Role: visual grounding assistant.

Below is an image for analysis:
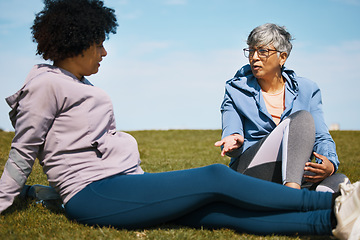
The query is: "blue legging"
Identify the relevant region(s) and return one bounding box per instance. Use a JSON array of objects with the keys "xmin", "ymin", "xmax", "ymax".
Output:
[{"xmin": 65, "ymin": 164, "xmax": 333, "ymax": 235}]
